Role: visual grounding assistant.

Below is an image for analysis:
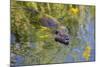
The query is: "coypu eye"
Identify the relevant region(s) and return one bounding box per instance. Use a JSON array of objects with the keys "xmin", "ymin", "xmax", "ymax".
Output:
[{"xmin": 55, "ymin": 30, "xmax": 59, "ymax": 34}]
